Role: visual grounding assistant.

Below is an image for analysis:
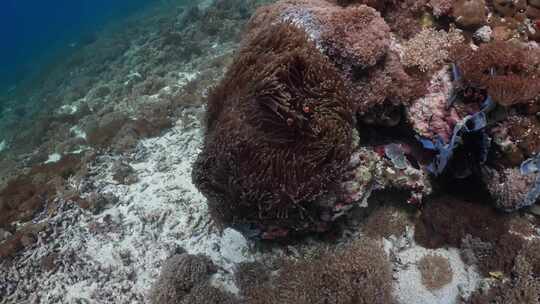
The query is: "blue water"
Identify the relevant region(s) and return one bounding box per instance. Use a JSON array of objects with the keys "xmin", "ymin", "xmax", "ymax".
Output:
[{"xmin": 0, "ymin": 0, "xmax": 155, "ymax": 92}]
